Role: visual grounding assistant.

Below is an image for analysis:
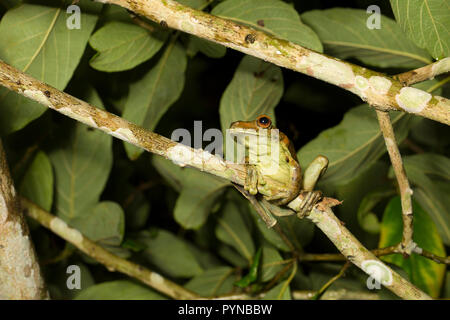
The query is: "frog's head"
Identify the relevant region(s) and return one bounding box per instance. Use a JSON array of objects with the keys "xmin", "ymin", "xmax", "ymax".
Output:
[{"xmin": 228, "ymin": 115, "xmax": 277, "ymax": 154}]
